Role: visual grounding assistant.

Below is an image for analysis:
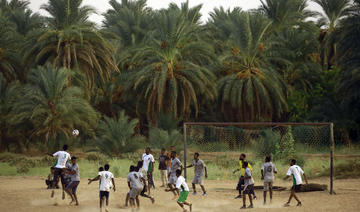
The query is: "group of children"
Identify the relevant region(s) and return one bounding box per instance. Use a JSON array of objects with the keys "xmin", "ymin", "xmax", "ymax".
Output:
[
  {"xmin": 47, "ymin": 144, "xmax": 309, "ymax": 211},
  {"xmin": 233, "ymin": 153, "xmax": 308, "ymax": 209}
]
